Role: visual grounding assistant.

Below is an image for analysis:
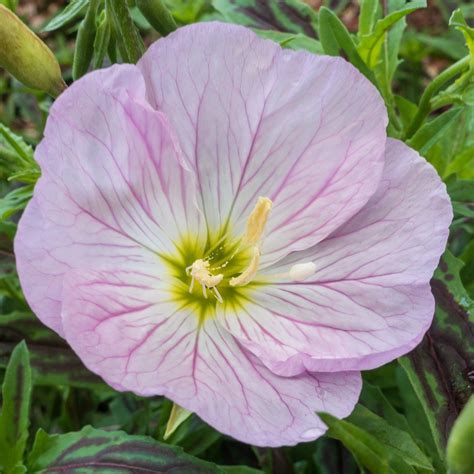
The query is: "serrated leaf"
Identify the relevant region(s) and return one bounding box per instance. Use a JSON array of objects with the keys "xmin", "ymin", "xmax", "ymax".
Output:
[
  {"xmin": 399, "ymin": 250, "xmax": 474, "ymax": 460},
  {"xmin": 27, "ymin": 426, "xmax": 224, "ymax": 472},
  {"xmin": 0, "ymin": 341, "xmax": 32, "ymax": 473},
  {"xmin": 212, "ymin": 0, "xmax": 318, "ymax": 38},
  {"xmin": 43, "ymin": 0, "xmax": 89, "ymax": 32},
  {"xmin": 0, "ymin": 184, "xmax": 34, "ymax": 222},
  {"xmin": 449, "ymin": 9, "xmax": 474, "ymax": 68},
  {"xmin": 0, "ymin": 311, "xmax": 108, "ymax": 390},
  {"xmin": 358, "ymin": 0, "xmax": 427, "ymax": 69},
  {"xmin": 0, "ymin": 123, "xmax": 33, "ymax": 164}
]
